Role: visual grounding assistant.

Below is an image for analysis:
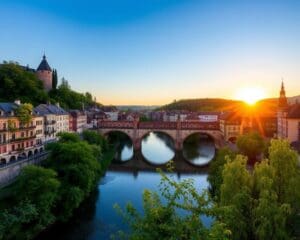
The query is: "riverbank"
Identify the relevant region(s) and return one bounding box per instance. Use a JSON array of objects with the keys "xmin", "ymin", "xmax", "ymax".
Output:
[{"xmin": 0, "ymin": 132, "xmax": 114, "ymax": 240}]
